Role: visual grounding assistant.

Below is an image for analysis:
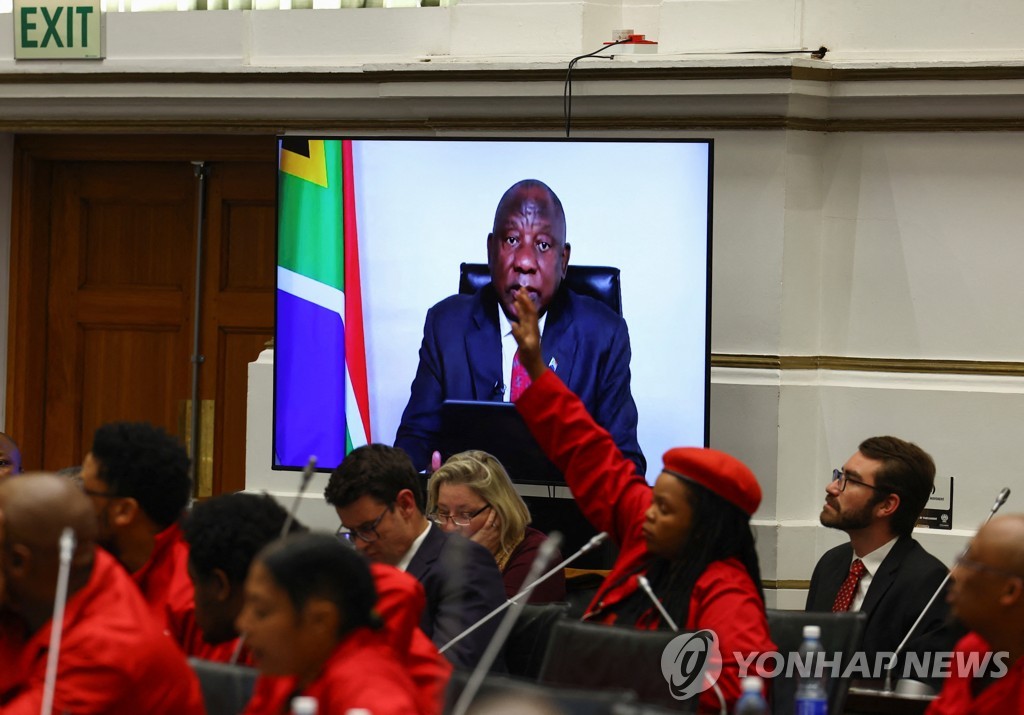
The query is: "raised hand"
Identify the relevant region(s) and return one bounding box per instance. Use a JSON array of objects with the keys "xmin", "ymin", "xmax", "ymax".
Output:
[{"xmin": 510, "ymin": 290, "xmax": 547, "ymax": 380}]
